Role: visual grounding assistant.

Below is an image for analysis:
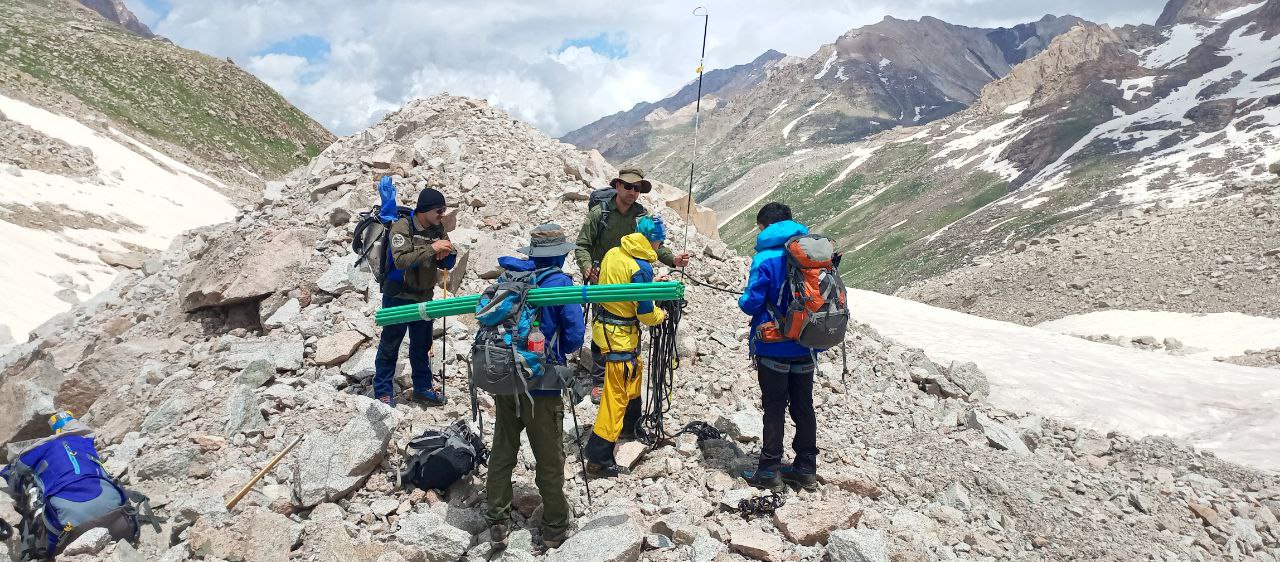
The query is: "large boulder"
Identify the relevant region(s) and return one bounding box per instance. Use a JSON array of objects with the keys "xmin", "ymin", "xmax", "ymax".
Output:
[
  {"xmin": 314, "ymin": 331, "xmax": 369, "ymax": 367},
  {"xmin": 187, "ymin": 507, "xmax": 295, "ymax": 562},
  {"xmin": 178, "ymin": 228, "xmax": 318, "ymax": 312},
  {"xmin": 547, "ymin": 507, "xmax": 644, "ymax": 562},
  {"xmin": 219, "ymin": 336, "xmax": 306, "ymax": 372},
  {"xmin": 827, "ymin": 529, "xmax": 889, "ymax": 562},
  {"xmin": 291, "ymin": 398, "xmax": 398, "ymax": 507},
  {"xmin": 965, "ymin": 411, "xmax": 1033, "ymax": 456},
  {"xmin": 395, "ymin": 511, "xmax": 471, "ymax": 562},
  {"xmin": 224, "ymin": 384, "xmax": 266, "ymax": 437},
  {"xmin": 772, "ymin": 500, "xmax": 862, "ymax": 546}
]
